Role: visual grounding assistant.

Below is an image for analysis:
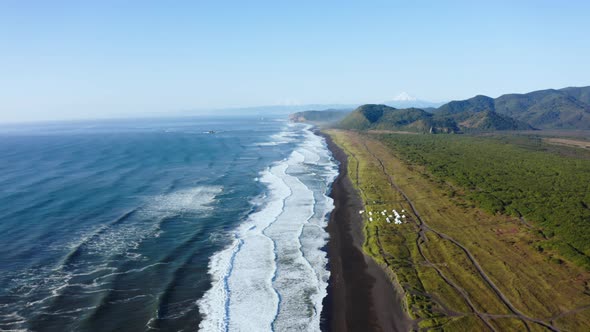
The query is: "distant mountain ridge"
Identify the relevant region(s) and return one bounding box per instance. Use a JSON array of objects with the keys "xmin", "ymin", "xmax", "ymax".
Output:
[
  {"xmin": 290, "ymin": 86, "xmax": 590, "ymax": 132},
  {"xmin": 289, "ymin": 109, "xmax": 351, "ymax": 123},
  {"xmin": 383, "ymin": 92, "xmax": 445, "ymax": 109},
  {"xmin": 337, "ymin": 102, "xmax": 535, "ymax": 133},
  {"xmin": 436, "ymin": 86, "xmax": 590, "ymax": 129}
]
